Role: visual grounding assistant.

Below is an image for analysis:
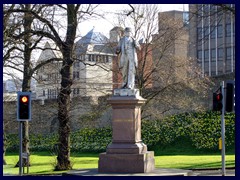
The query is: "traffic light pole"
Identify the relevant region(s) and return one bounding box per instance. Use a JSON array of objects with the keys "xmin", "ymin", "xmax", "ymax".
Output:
[
  {"xmin": 221, "ymin": 81, "xmax": 226, "ymax": 176},
  {"xmin": 17, "ymin": 91, "xmax": 32, "ymax": 176},
  {"xmin": 19, "ymin": 121, "xmax": 23, "ymax": 176}
]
